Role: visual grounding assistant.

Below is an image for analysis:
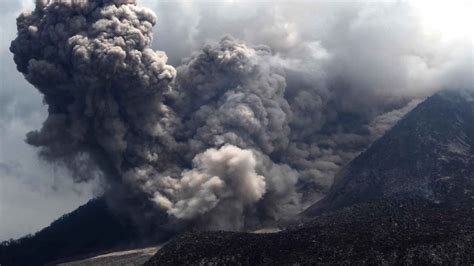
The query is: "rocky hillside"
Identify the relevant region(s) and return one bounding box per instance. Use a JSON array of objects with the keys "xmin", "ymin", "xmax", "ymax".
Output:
[
  {"xmin": 305, "ymin": 90, "xmax": 474, "ymax": 216},
  {"xmin": 146, "ymin": 197, "xmax": 473, "ymax": 265},
  {"xmin": 146, "ymin": 90, "xmax": 474, "ymax": 265},
  {"xmin": 0, "ymin": 198, "xmax": 144, "ymax": 266}
]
